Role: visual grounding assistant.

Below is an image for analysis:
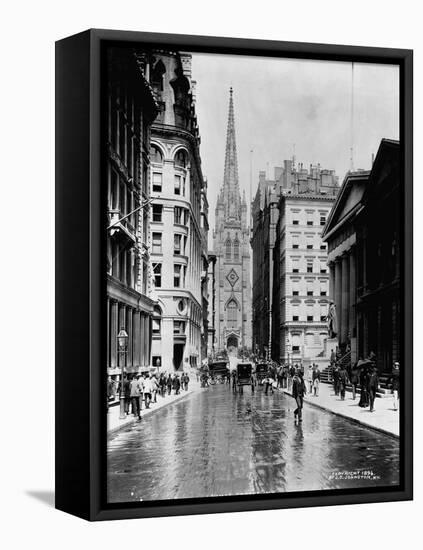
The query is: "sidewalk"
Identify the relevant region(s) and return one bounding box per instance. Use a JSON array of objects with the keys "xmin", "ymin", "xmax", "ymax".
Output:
[
  {"xmin": 281, "ymin": 382, "xmax": 399, "ymax": 438},
  {"xmin": 107, "ymin": 379, "xmax": 201, "ymax": 435}
]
